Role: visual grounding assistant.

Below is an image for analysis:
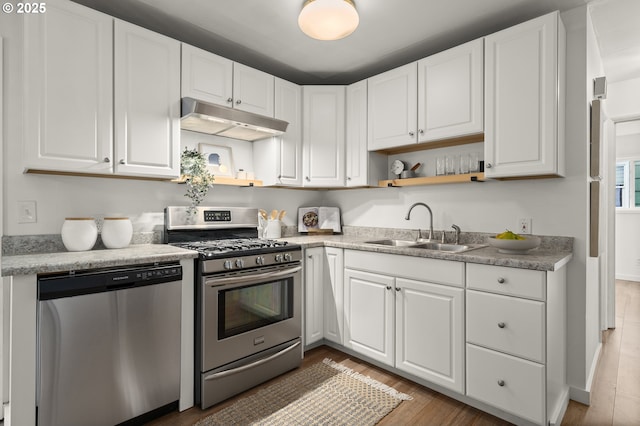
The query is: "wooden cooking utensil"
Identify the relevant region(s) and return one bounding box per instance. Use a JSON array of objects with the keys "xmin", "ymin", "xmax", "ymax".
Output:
[
  {"xmin": 278, "ymin": 210, "xmax": 286, "ymax": 220},
  {"xmin": 270, "ymin": 210, "xmax": 278, "ymax": 220}
]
